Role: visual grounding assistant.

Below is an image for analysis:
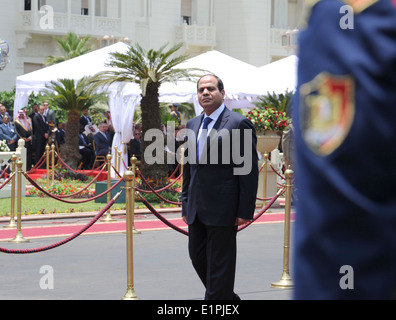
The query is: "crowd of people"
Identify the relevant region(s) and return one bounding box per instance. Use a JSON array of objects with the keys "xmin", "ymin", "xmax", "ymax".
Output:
[
  {"xmin": 0, "ymin": 102, "xmax": 186, "ymax": 173},
  {"xmin": 0, "ymin": 102, "xmax": 116, "ymax": 171}
]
